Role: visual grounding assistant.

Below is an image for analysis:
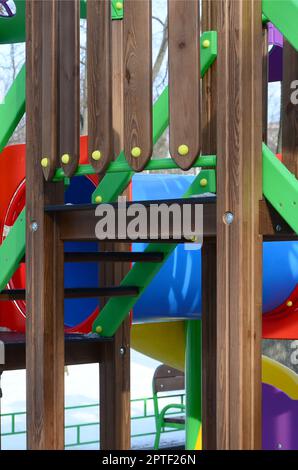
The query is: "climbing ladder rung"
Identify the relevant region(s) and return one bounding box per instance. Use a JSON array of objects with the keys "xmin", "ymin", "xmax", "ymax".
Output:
[
  {"xmin": 64, "ymin": 252, "xmax": 164, "ymax": 263},
  {"xmin": 0, "ymin": 287, "xmax": 139, "ymax": 301}
]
